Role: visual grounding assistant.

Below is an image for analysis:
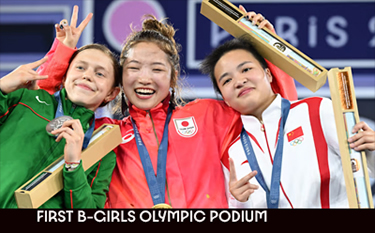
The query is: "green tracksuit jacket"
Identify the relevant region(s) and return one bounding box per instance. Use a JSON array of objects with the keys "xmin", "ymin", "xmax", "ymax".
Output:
[{"xmin": 0, "ymin": 88, "xmax": 116, "ymax": 208}]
